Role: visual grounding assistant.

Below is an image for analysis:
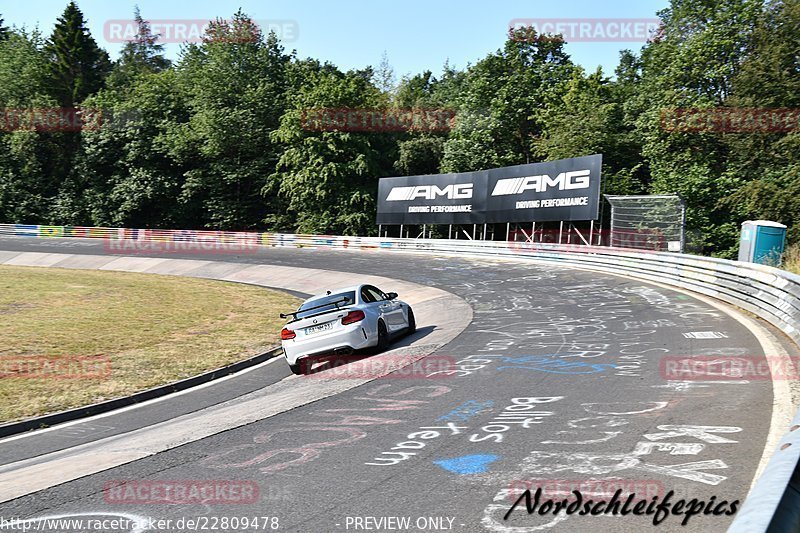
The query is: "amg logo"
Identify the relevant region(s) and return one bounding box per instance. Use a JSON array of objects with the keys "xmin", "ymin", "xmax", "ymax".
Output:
[
  {"xmin": 491, "ymin": 170, "xmax": 591, "ymax": 196},
  {"xmin": 386, "ymin": 183, "xmax": 473, "ymax": 201}
]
